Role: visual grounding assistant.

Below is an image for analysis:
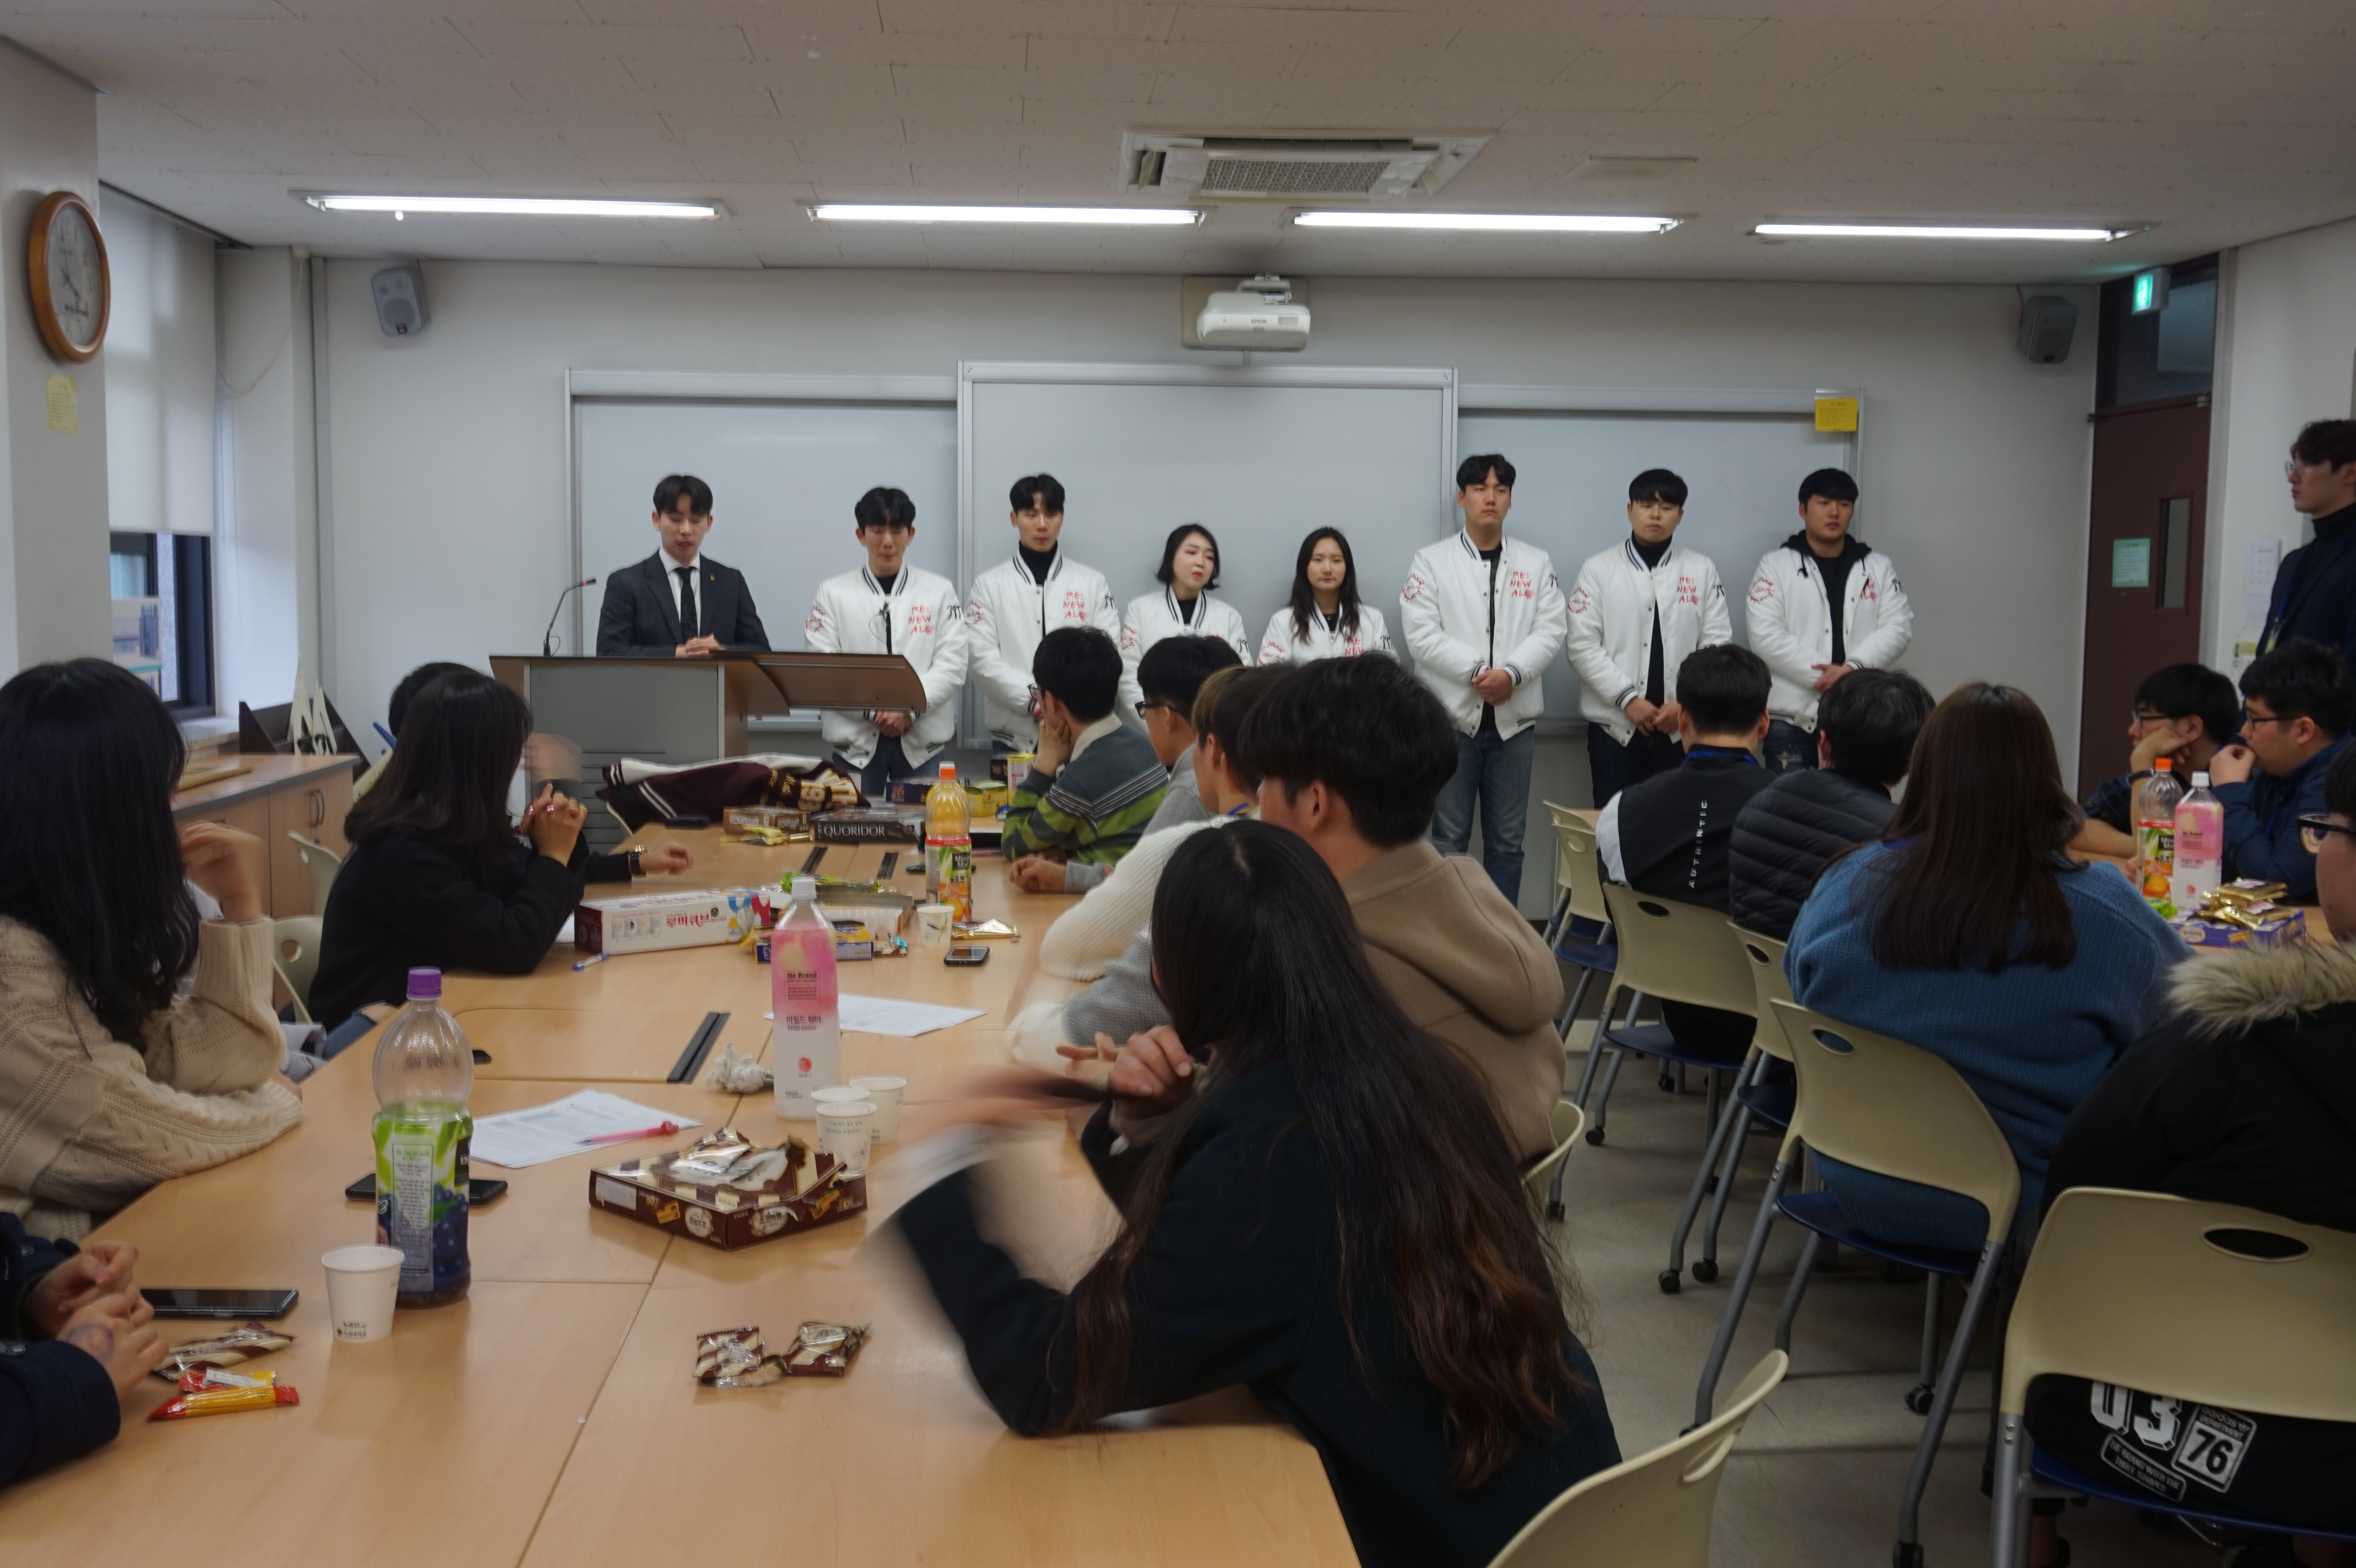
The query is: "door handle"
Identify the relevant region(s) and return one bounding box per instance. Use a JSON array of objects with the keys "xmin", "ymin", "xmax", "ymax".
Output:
[{"xmin": 308, "ymin": 790, "xmax": 325, "ymax": 828}]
